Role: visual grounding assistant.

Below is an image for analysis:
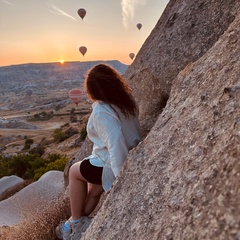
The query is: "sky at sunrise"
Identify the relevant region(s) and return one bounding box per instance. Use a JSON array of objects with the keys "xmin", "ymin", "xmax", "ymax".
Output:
[{"xmin": 0, "ymin": 0, "xmax": 169, "ymax": 67}]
